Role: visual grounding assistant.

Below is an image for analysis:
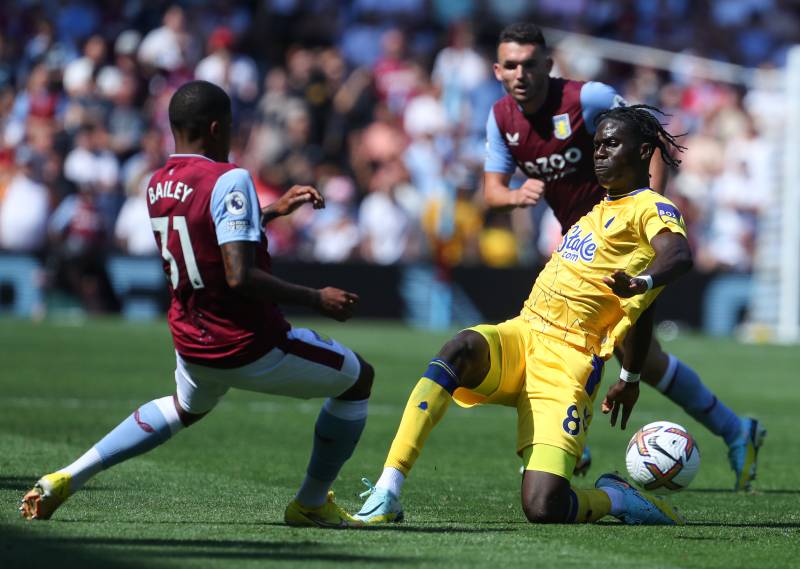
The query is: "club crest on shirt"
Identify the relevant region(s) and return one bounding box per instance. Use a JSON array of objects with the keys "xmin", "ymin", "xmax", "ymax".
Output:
[
  {"xmin": 225, "ymin": 190, "xmax": 247, "ymax": 215},
  {"xmin": 656, "ymin": 202, "xmax": 684, "ymax": 228},
  {"xmin": 556, "ymin": 225, "xmax": 597, "ymax": 263},
  {"xmin": 553, "ymin": 113, "xmax": 572, "ymax": 140},
  {"xmin": 505, "ymin": 131, "xmax": 520, "ymax": 146}
]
